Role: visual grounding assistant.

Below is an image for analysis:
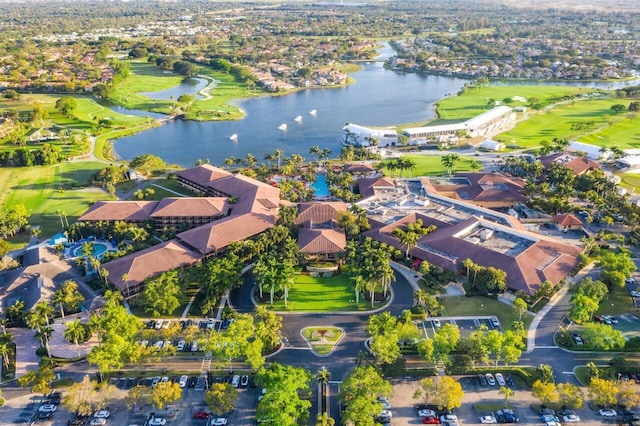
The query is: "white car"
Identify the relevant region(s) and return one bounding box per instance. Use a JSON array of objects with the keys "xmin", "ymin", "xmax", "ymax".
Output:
[
  {"xmin": 379, "ymin": 409, "xmax": 393, "ymax": 419},
  {"xmin": 419, "ymin": 409, "xmax": 437, "ymax": 418},
  {"xmin": 232, "ymin": 375, "xmax": 240, "ymax": 388},
  {"xmin": 207, "ymin": 318, "xmax": 215, "ymax": 329},
  {"xmin": 630, "ymin": 291, "xmax": 640, "ymax": 297},
  {"xmin": 495, "ymin": 373, "xmax": 506, "ymax": 386},
  {"xmin": 485, "ymin": 373, "xmax": 496, "ymax": 386},
  {"xmin": 176, "ymin": 340, "xmax": 185, "ymax": 351},
  {"xmin": 162, "ymin": 320, "xmax": 170, "ymax": 329},
  {"xmin": 210, "ymin": 419, "xmax": 228, "ymax": 425},
  {"xmin": 480, "ymin": 415, "xmax": 497, "ymax": 424},
  {"xmin": 151, "ymin": 376, "xmax": 161, "ymax": 388},
  {"xmin": 440, "ymin": 414, "xmax": 458, "ymax": 423},
  {"xmin": 148, "ymin": 418, "xmax": 166, "ymax": 426},
  {"xmin": 39, "ymin": 404, "xmax": 57, "ymax": 413},
  {"xmin": 94, "ymin": 411, "xmax": 110, "ymax": 419},
  {"xmin": 154, "ymin": 319, "xmax": 163, "ymax": 329},
  {"xmin": 562, "ymin": 414, "xmax": 580, "ymax": 423},
  {"xmin": 160, "ymin": 376, "xmax": 169, "ymax": 385},
  {"xmin": 90, "ymin": 419, "xmax": 107, "ymax": 426},
  {"xmin": 599, "ymin": 408, "xmax": 617, "ymax": 417},
  {"xmin": 377, "ymin": 396, "xmax": 391, "ymax": 410},
  {"xmin": 178, "ymin": 375, "xmax": 188, "ymax": 388}
]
